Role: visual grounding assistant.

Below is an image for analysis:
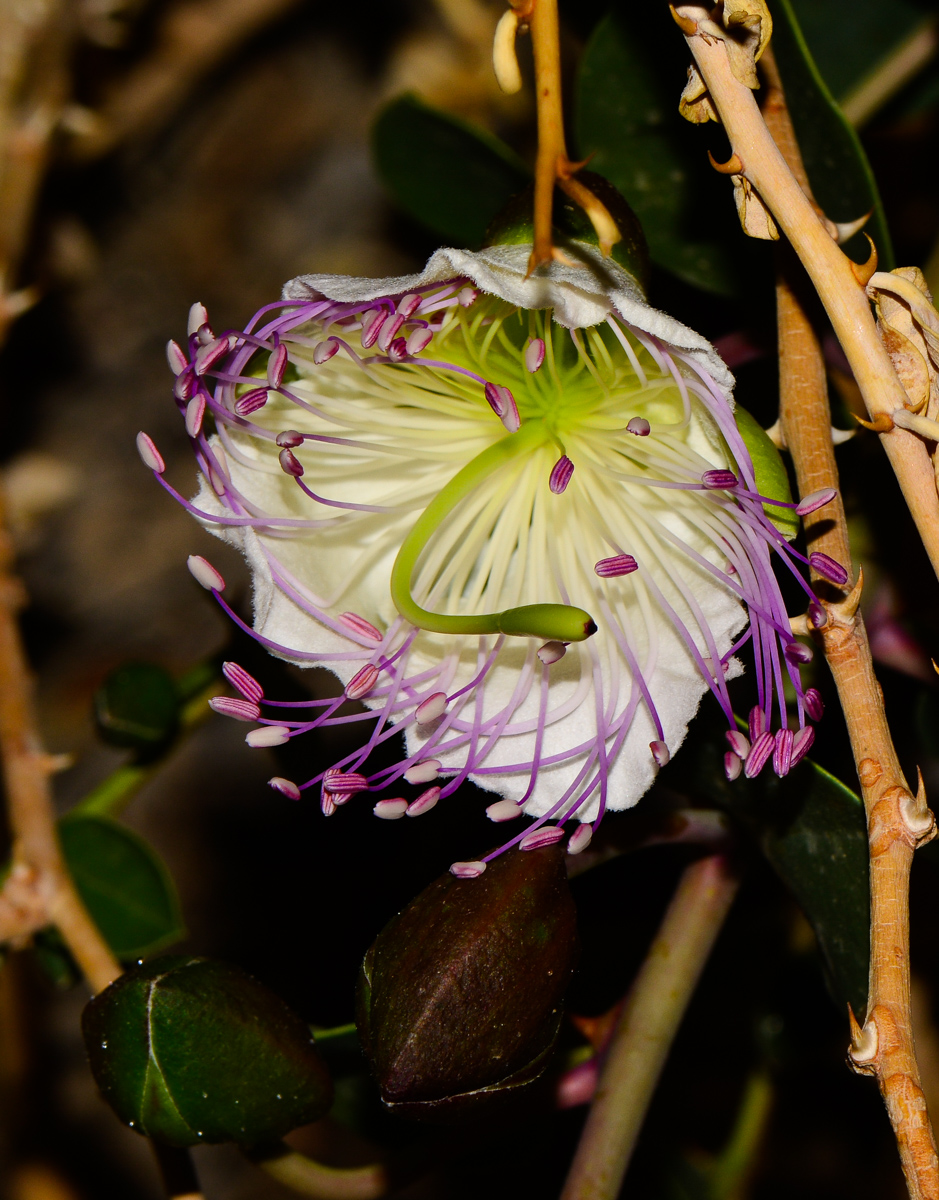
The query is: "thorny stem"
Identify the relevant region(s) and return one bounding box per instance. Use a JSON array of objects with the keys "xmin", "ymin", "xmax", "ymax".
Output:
[
  {"xmin": 558, "ymin": 855, "xmax": 739, "ymax": 1200},
  {"xmin": 676, "ymin": 6, "xmax": 939, "ymax": 589},
  {"xmin": 761, "ymin": 49, "xmax": 939, "ymax": 1200}
]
